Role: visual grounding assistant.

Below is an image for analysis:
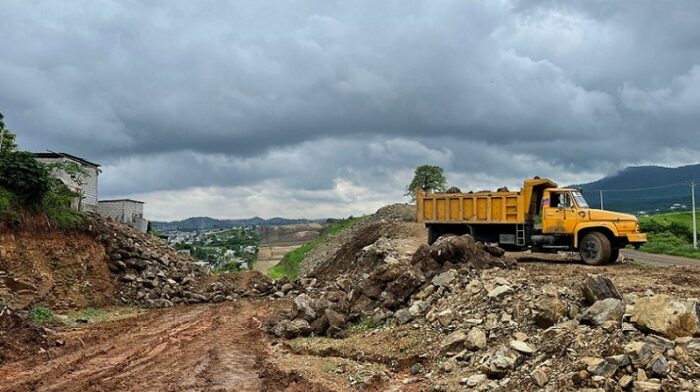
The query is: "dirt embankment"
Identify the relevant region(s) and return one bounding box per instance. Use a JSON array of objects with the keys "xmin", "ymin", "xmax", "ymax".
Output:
[{"xmin": 0, "ymin": 230, "xmax": 116, "ymax": 311}]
